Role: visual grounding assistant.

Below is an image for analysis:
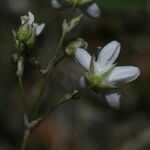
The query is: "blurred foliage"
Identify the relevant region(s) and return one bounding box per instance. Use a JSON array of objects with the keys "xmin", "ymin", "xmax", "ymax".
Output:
[{"xmin": 96, "ymin": 0, "xmax": 149, "ymax": 10}]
